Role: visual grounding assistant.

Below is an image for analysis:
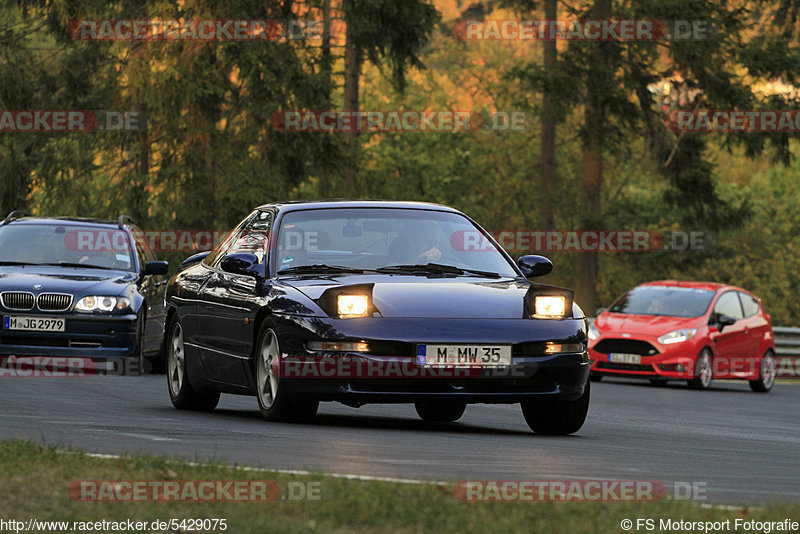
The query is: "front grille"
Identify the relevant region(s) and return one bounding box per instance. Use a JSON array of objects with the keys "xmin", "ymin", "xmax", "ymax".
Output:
[
  {"xmin": 1, "ymin": 292, "xmax": 35, "ymax": 310},
  {"xmin": 593, "ymin": 338, "xmax": 659, "ymax": 356},
  {"xmin": 37, "ymin": 293, "xmax": 73, "ymax": 312},
  {"xmin": 597, "ymin": 361, "xmax": 655, "ymax": 372}
]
